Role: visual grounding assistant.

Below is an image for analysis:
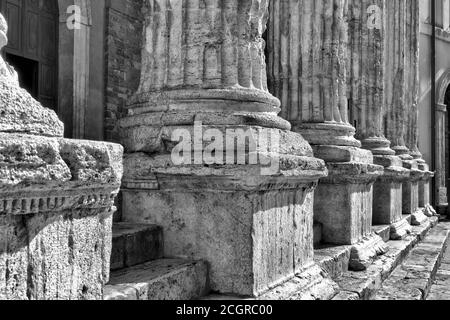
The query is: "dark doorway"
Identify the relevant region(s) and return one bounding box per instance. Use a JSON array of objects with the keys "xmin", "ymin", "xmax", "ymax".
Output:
[
  {"xmin": 0, "ymin": 0, "xmax": 58, "ymax": 111},
  {"xmin": 5, "ymin": 52, "xmax": 38, "ymax": 97}
]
